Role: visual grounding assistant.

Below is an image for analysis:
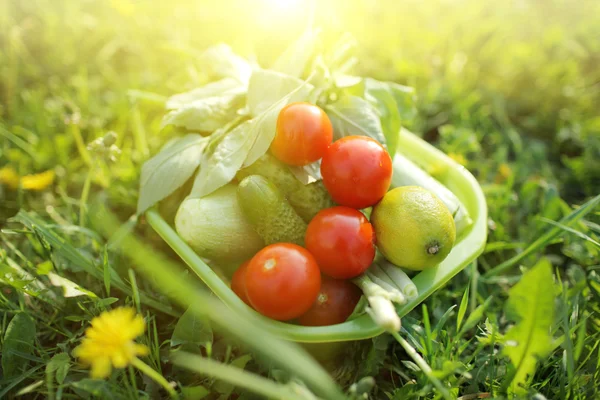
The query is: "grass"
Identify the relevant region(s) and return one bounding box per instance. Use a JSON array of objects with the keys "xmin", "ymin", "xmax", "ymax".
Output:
[{"xmin": 1, "ymin": 0, "xmax": 600, "ymax": 399}]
